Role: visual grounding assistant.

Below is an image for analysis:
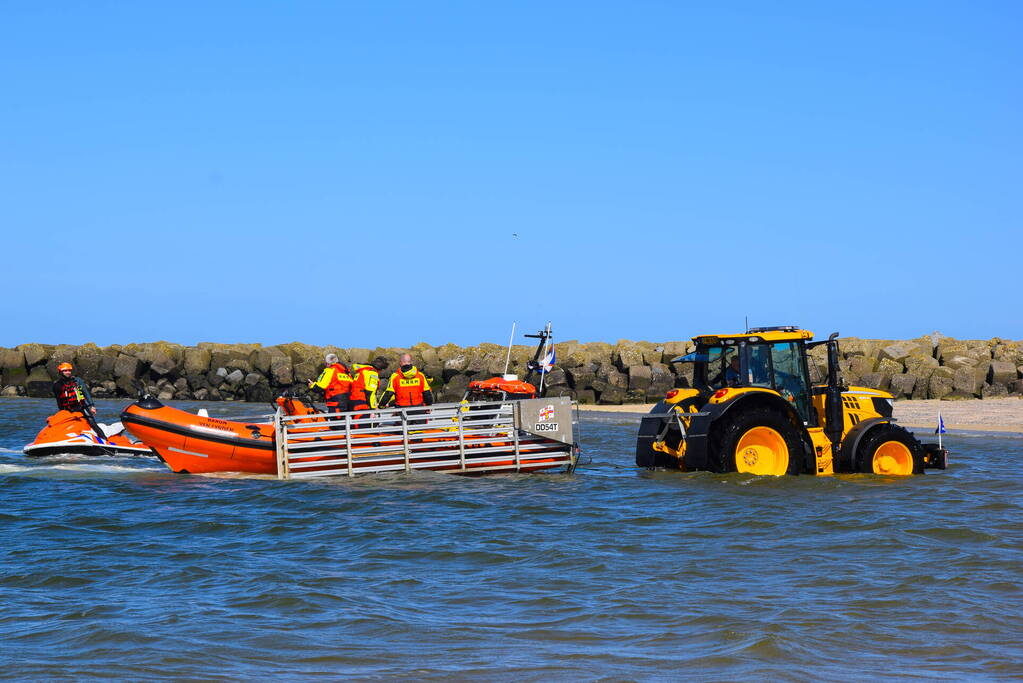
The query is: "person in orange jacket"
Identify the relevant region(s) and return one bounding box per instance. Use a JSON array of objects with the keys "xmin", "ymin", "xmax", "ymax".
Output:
[
  {"xmin": 308, "ymin": 353, "xmax": 352, "ymax": 415},
  {"xmin": 349, "ymin": 356, "xmax": 389, "ymax": 419},
  {"xmin": 380, "ymin": 353, "xmax": 434, "ymax": 408}
]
